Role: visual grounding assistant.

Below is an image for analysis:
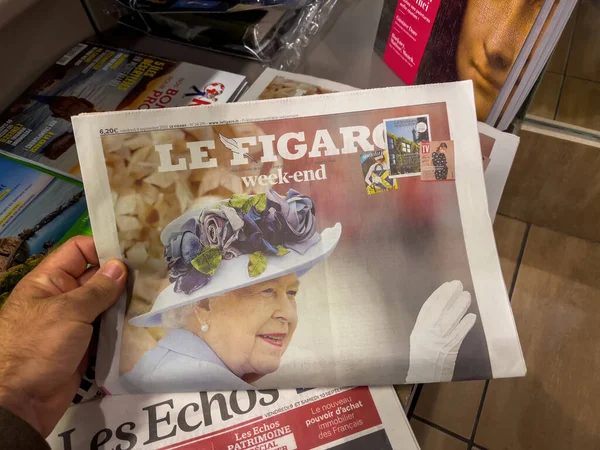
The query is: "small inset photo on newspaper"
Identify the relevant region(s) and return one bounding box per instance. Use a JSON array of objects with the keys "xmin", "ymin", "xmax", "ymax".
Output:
[
  {"xmin": 360, "ymin": 150, "xmax": 398, "ymax": 195},
  {"xmin": 420, "ymin": 141, "xmax": 456, "ymax": 182},
  {"xmin": 384, "ymin": 115, "xmax": 431, "ymax": 178}
]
